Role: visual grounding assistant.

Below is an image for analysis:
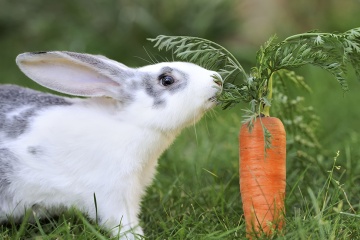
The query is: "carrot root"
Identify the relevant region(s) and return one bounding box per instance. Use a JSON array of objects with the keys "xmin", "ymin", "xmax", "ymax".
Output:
[{"xmin": 239, "ymin": 117, "xmax": 286, "ymax": 238}]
